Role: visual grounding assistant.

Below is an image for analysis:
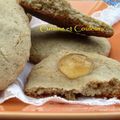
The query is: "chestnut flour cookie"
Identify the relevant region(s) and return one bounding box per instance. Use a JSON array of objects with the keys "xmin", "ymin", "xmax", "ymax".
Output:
[{"xmin": 0, "ymin": 0, "xmax": 31, "ymax": 90}]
